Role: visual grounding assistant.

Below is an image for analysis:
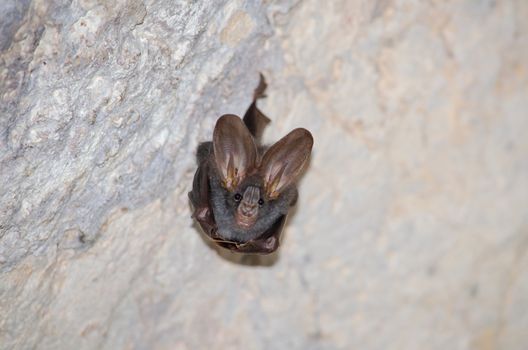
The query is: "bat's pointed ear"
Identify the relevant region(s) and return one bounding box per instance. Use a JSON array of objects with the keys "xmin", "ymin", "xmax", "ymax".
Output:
[
  {"xmin": 213, "ymin": 114, "xmax": 257, "ymax": 191},
  {"xmin": 260, "ymin": 128, "xmax": 313, "ymax": 199}
]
